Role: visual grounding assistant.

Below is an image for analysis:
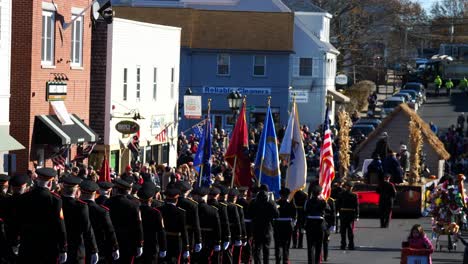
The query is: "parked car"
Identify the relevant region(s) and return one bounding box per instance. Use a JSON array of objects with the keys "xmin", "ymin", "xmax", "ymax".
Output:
[
  {"xmin": 395, "ymin": 92, "xmax": 418, "ymax": 111},
  {"xmin": 350, "ymin": 124, "xmax": 375, "ymax": 137},
  {"xmin": 402, "ymin": 82, "xmax": 426, "ymax": 102},
  {"xmin": 355, "ymin": 118, "xmax": 382, "ymax": 128},
  {"xmin": 400, "ymin": 89, "xmax": 422, "ymax": 106},
  {"xmin": 381, "ymin": 96, "xmax": 405, "ymax": 118}
]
